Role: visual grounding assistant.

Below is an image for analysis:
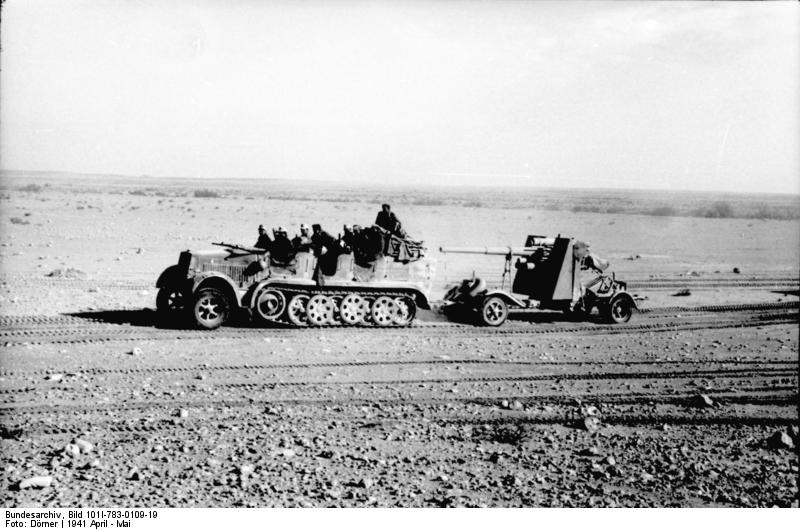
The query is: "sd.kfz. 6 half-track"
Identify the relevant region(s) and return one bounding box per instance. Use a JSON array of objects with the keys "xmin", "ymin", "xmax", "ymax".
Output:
[{"xmin": 155, "ymin": 235, "xmax": 435, "ymax": 330}]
